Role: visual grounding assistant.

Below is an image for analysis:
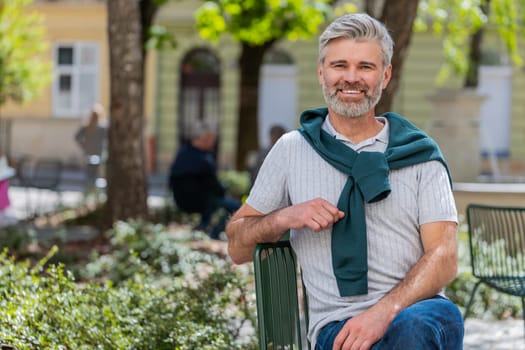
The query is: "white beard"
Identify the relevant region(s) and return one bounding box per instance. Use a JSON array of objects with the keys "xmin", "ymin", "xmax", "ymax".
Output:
[{"xmin": 321, "ymin": 77, "xmax": 384, "ymax": 118}]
